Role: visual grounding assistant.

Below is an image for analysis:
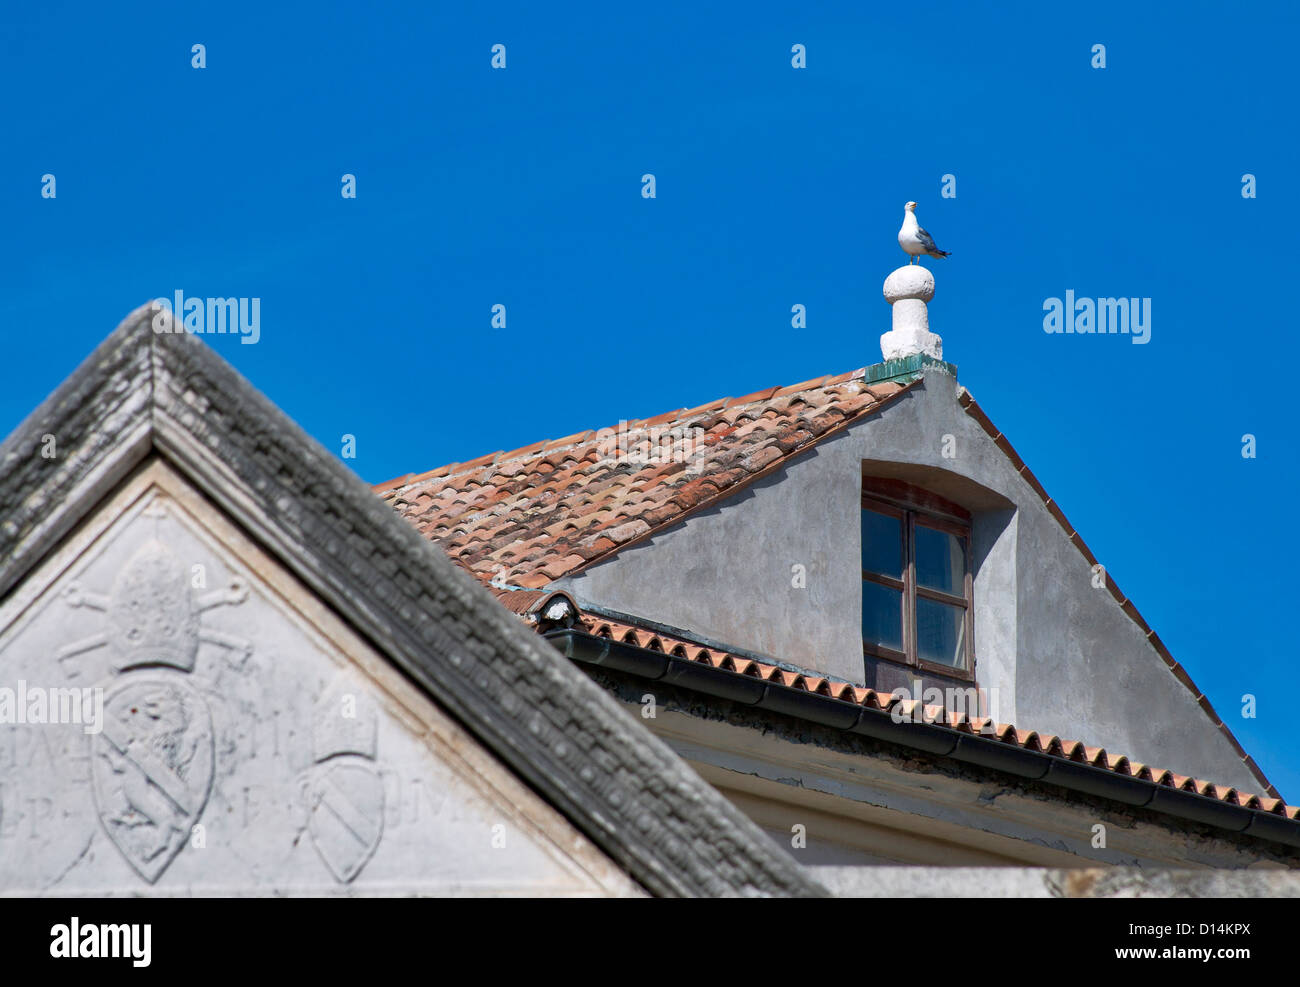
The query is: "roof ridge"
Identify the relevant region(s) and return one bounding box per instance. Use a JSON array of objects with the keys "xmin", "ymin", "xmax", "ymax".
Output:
[
  {"xmin": 374, "ymin": 365, "xmax": 872, "ymax": 493},
  {"xmin": 379, "ymin": 373, "xmax": 922, "ymax": 595}
]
